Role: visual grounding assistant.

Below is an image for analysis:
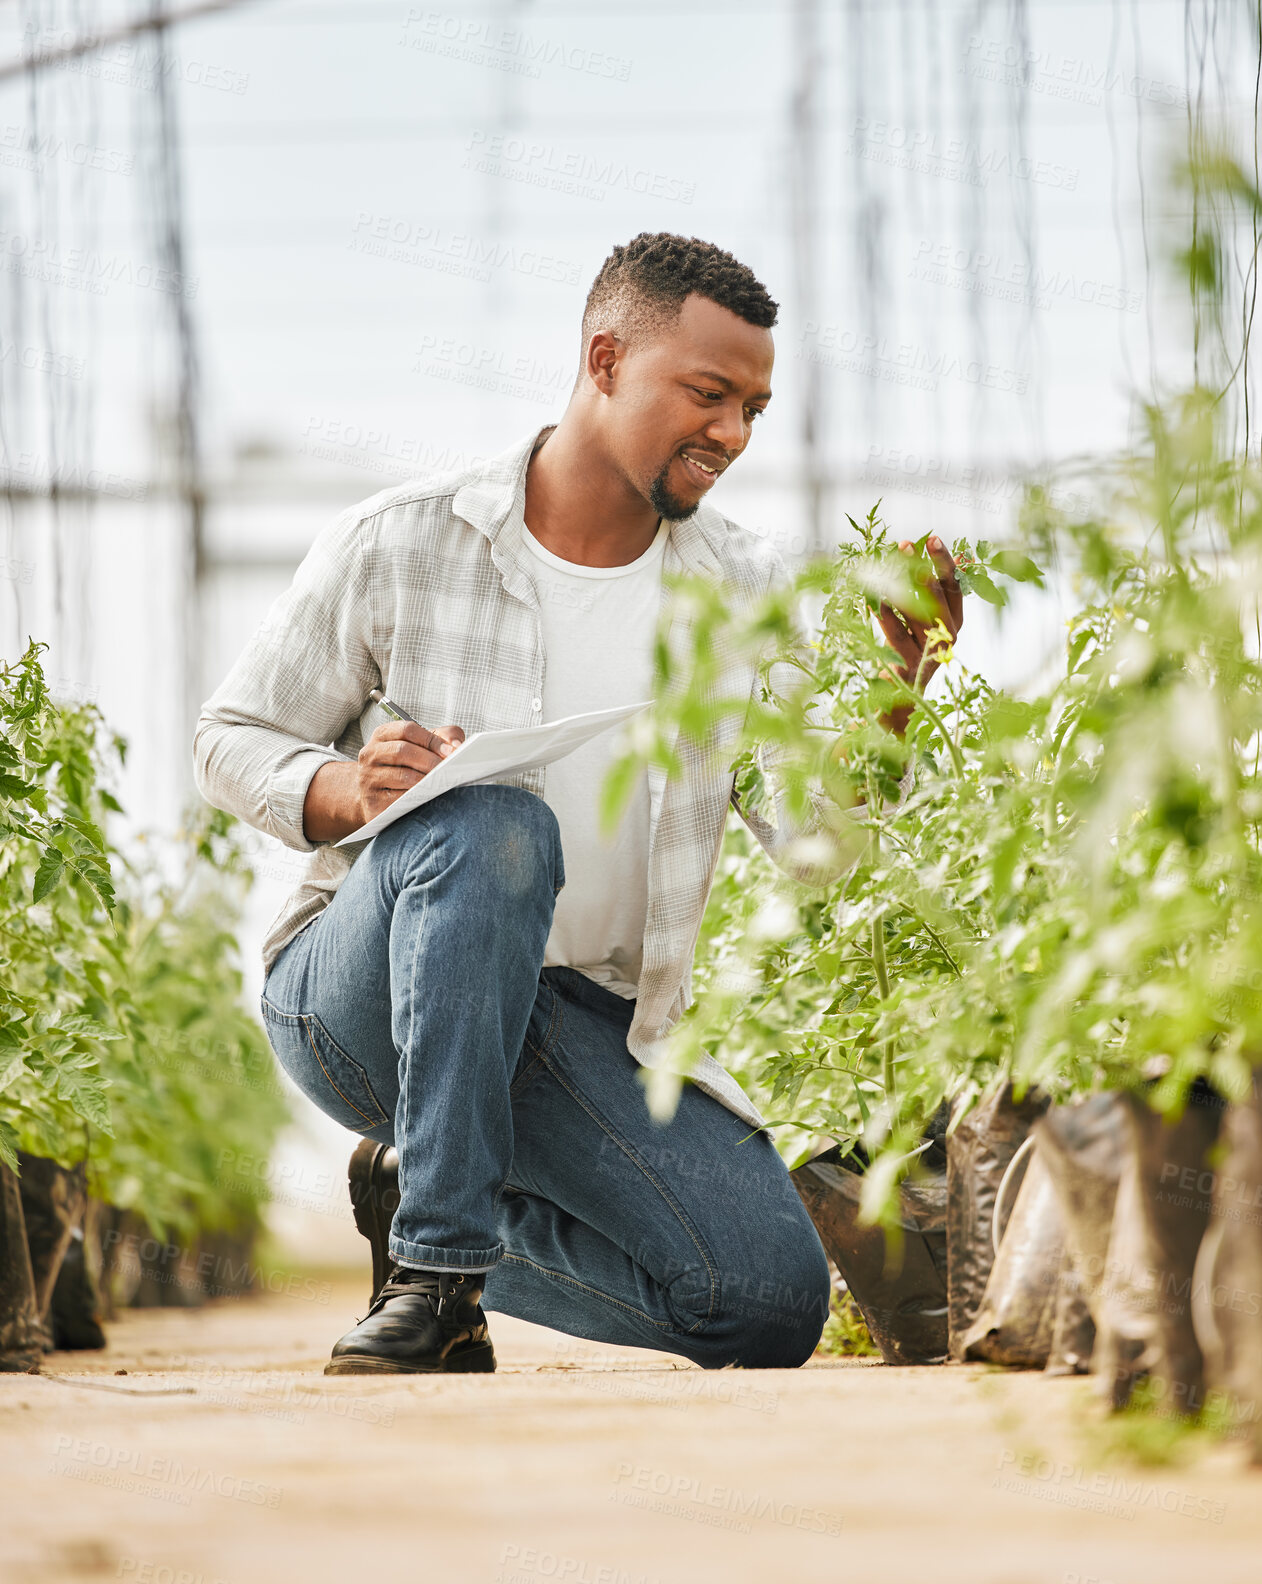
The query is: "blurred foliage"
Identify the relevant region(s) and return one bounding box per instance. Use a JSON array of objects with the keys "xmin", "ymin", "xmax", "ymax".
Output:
[
  {"xmin": 612, "ymin": 146, "xmax": 1262, "ymax": 1227},
  {"xmin": 815, "ymin": 1288, "xmax": 880, "ymax": 1359},
  {"xmin": 0, "ymin": 640, "xmax": 288, "ymax": 1240},
  {"xmin": 1079, "ymin": 1375, "xmax": 1242, "ymax": 1467}
]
